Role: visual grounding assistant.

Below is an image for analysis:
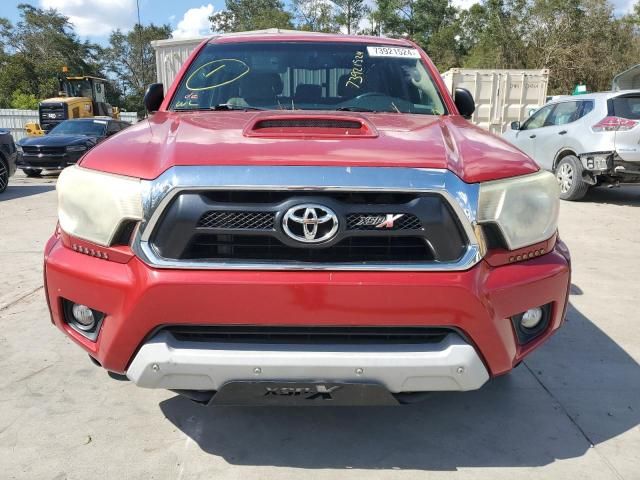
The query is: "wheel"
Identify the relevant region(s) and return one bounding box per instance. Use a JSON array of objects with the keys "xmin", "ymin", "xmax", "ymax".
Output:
[
  {"xmin": 22, "ymin": 168, "xmax": 42, "ymax": 178},
  {"xmin": 555, "ymin": 155, "xmax": 589, "ymax": 201},
  {"xmin": 0, "ymin": 158, "xmax": 8, "ymax": 193}
]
